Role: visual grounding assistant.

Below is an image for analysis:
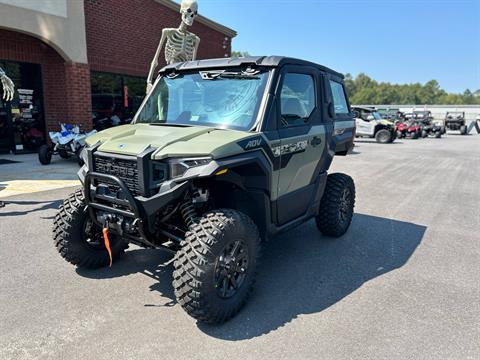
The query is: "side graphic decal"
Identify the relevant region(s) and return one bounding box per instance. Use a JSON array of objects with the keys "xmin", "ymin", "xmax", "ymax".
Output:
[{"xmin": 237, "ymin": 136, "xmax": 308, "ymax": 170}]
